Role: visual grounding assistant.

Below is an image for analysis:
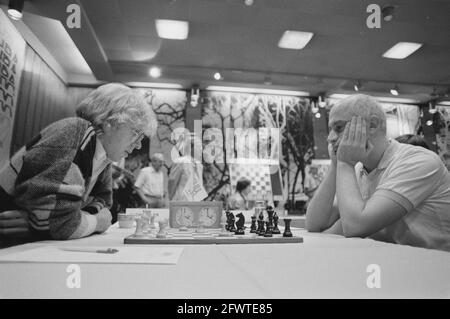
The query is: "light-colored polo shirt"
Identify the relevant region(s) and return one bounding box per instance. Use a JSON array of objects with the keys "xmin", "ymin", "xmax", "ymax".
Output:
[
  {"xmin": 356, "ymin": 139, "xmax": 450, "ymax": 251},
  {"xmin": 135, "ymin": 166, "xmax": 165, "ymax": 197}
]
